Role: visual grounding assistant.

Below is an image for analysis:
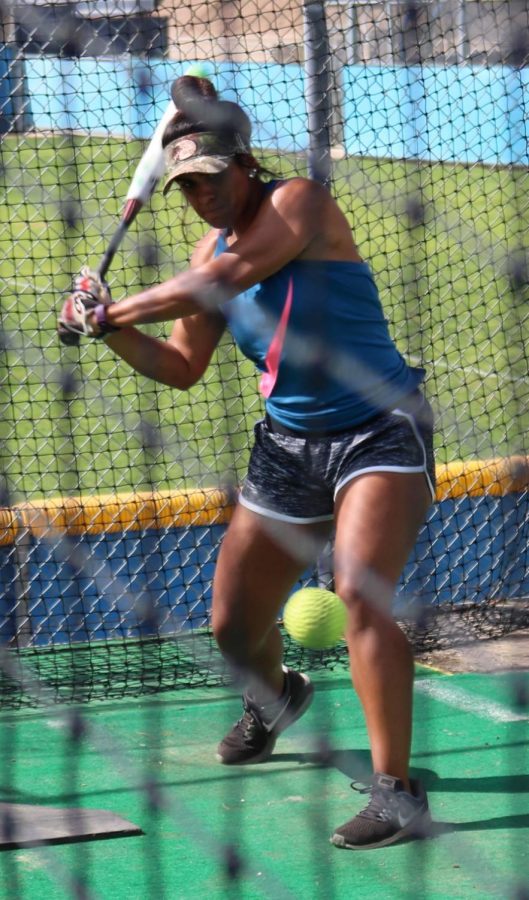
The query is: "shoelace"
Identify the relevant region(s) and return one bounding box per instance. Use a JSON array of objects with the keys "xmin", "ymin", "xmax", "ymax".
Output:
[
  {"xmin": 350, "ymin": 781, "xmax": 393, "ymax": 822},
  {"xmin": 243, "ymin": 692, "xmax": 288, "ymax": 730},
  {"xmin": 350, "ymin": 780, "xmax": 371, "ymax": 795},
  {"xmin": 236, "ymin": 704, "xmax": 262, "ymax": 741}
]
